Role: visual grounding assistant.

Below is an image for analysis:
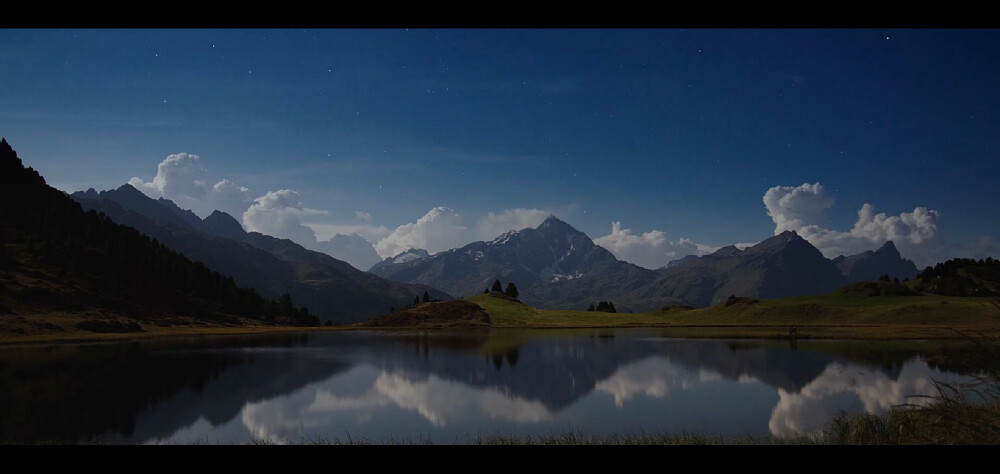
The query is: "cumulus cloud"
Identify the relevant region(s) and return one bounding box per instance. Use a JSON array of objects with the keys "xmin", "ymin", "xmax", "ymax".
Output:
[
  {"xmin": 594, "ymin": 222, "xmax": 719, "ymax": 269},
  {"xmin": 243, "ymin": 189, "xmax": 328, "ymax": 245},
  {"xmin": 475, "ymin": 208, "xmax": 551, "ymax": 241},
  {"xmin": 374, "ymin": 207, "xmax": 471, "ymax": 258},
  {"xmin": 762, "ymin": 183, "xmax": 944, "ymax": 267},
  {"xmin": 762, "ymin": 182, "xmax": 835, "ymax": 234},
  {"xmin": 128, "ymin": 152, "xmax": 252, "ymax": 219}
]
